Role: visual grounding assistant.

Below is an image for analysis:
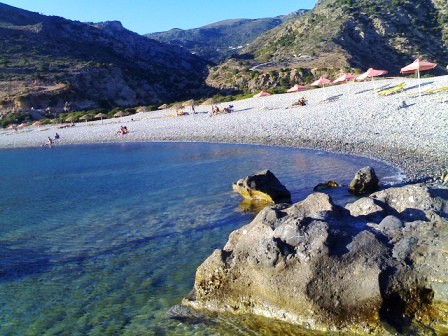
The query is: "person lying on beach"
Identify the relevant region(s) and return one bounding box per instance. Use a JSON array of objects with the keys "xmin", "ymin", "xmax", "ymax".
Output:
[
  {"xmin": 210, "ymin": 106, "xmax": 219, "ymax": 116},
  {"xmin": 117, "ymin": 125, "xmax": 129, "ymax": 135},
  {"xmin": 58, "ymin": 124, "xmax": 75, "ymax": 129},
  {"xmin": 177, "ymin": 111, "xmax": 188, "ymax": 116},
  {"xmin": 223, "ymin": 105, "xmax": 234, "ymax": 113},
  {"xmin": 291, "ymin": 97, "xmax": 307, "ymax": 107}
]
